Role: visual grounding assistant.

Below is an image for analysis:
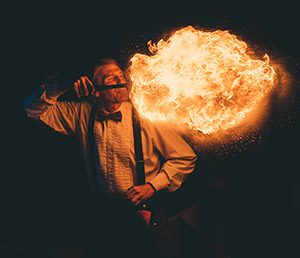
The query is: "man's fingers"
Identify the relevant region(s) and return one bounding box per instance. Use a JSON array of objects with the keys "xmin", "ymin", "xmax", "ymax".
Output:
[
  {"xmin": 127, "ymin": 191, "xmax": 138, "ymax": 200},
  {"xmin": 131, "ymin": 195, "xmax": 143, "ymax": 206},
  {"xmin": 135, "ymin": 198, "xmax": 143, "ymax": 206},
  {"xmin": 78, "ymin": 76, "xmax": 95, "ymax": 97},
  {"xmin": 84, "ymin": 76, "xmax": 95, "ymax": 92},
  {"xmin": 77, "ymin": 79, "xmax": 84, "ymax": 97},
  {"xmin": 127, "ymin": 186, "xmax": 137, "ymax": 195},
  {"xmin": 74, "ymin": 82, "xmax": 81, "ymax": 98},
  {"xmin": 80, "ymin": 77, "xmax": 90, "ymax": 96},
  {"xmin": 127, "ymin": 187, "xmax": 138, "ymax": 199},
  {"xmin": 127, "ymin": 187, "xmax": 143, "ymax": 204}
]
